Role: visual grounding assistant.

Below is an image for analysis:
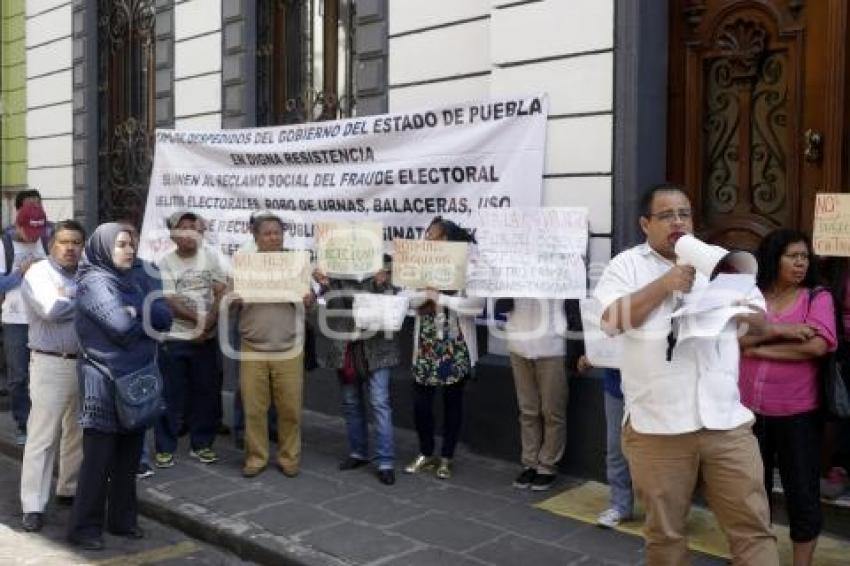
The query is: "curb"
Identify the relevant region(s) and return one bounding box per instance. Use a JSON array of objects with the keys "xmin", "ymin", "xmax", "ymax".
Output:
[{"xmin": 0, "ymin": 435, "xmax": 344, "ymax": 566}]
